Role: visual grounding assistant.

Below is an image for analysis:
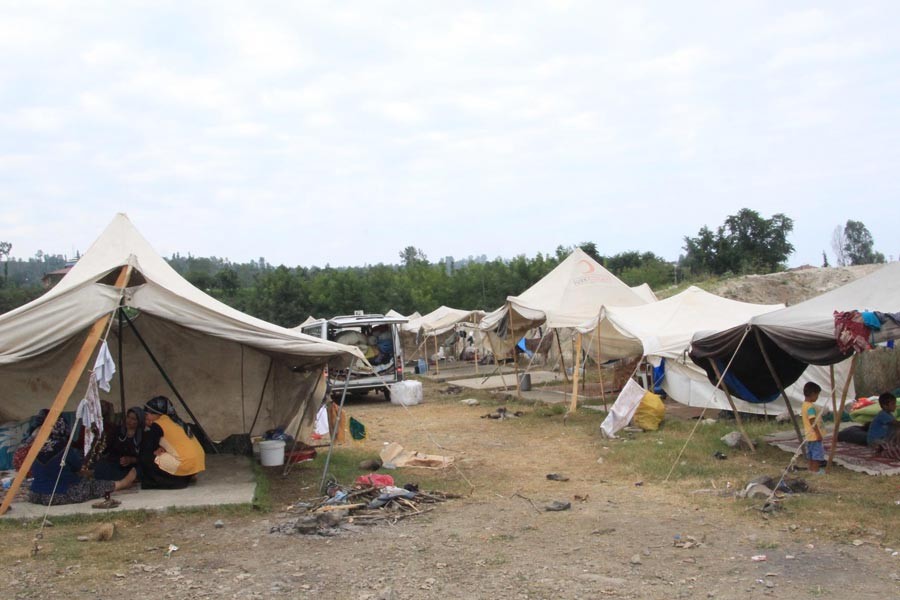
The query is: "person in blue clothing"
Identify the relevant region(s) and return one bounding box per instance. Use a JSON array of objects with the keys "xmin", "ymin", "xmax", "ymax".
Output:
[
  {"xmin": 867, "ymin": 392, "xmax": 899, "ymax": 458},
  {"xmin": 29, "ymin": 416, "xmax": 137, "ymax": 506}
]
